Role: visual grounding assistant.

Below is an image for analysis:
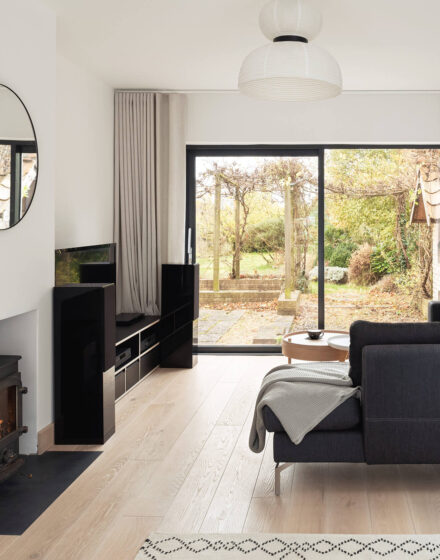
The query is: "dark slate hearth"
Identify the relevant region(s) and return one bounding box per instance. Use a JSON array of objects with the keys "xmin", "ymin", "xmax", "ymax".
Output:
[{"xmin": 0, "ymin": 451, "xmax": 100, "ymax": 535}]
